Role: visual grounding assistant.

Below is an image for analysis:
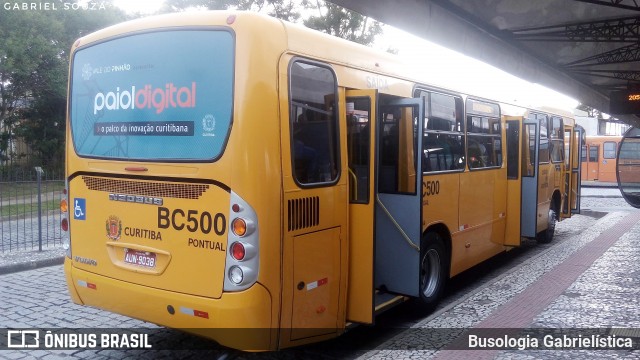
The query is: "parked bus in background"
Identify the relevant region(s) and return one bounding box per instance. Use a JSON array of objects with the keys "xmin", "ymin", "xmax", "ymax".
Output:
[
  {"xmin": 581, "ymin": 135, "xmax": 621, "ymax": 184},
  {"xmin": 61, "ymin": 11, "xmax": 582, "ymax": 351}
]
